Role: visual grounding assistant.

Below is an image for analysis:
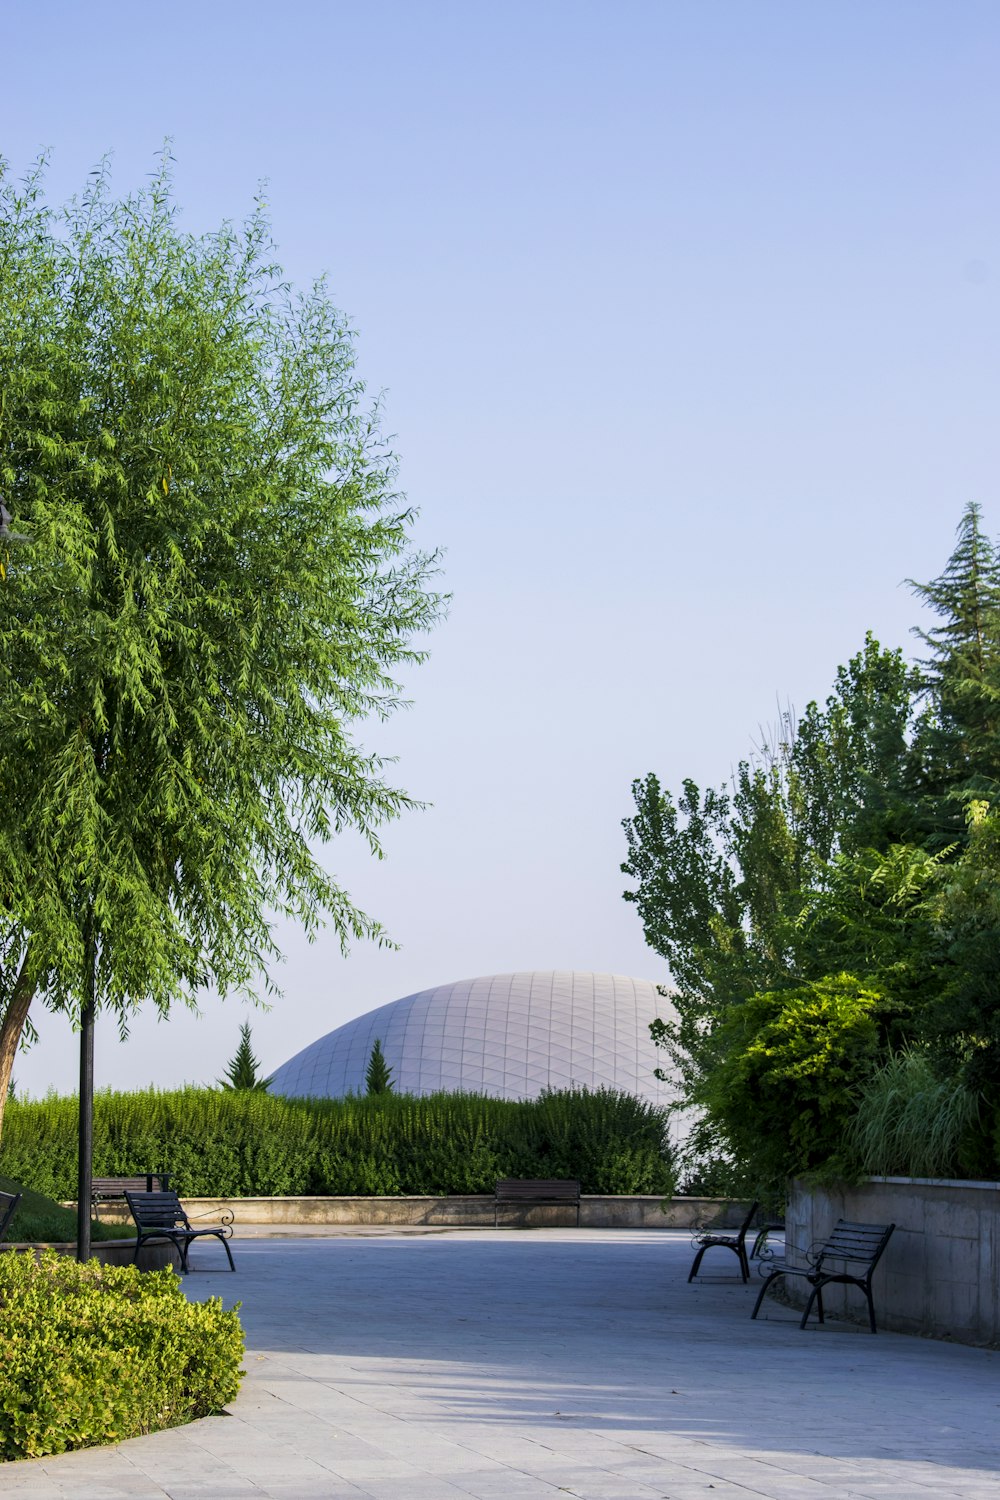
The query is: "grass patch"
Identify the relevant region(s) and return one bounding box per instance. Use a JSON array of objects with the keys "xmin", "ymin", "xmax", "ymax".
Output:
[
  {"xmin": 846, "ymin": 1049, "xmax": 981, "ymax": 1179},
  {"xmin": 0, "ymin": 1176, "xmax": 124, "ymax": 1245}
]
